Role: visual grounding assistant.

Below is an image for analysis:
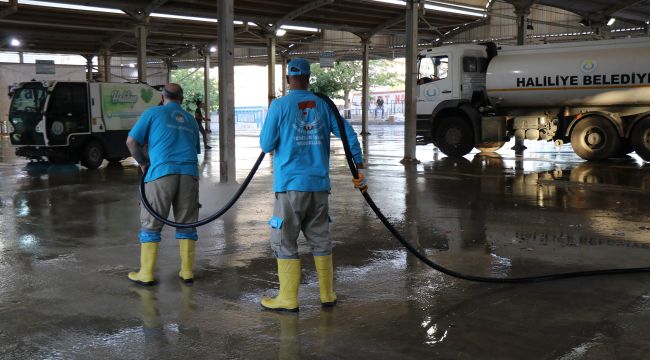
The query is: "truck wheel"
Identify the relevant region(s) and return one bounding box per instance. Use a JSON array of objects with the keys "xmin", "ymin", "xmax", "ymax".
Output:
[
  {"xmin": 570, "ymin": 117, "xmax": 620, "ymax": 161},
  {"xmin": 631, "ymin": 117, "xmax": 650, "ymax": 161},
  {"xmin": 476, "ymin": 141, "xmax": 505, "ymax": 153},
  {"xmin": 81, "ymin": 140, "xmax": 105, "ymax": 169},
  {"xmin": 435, "ymin": 116, "xmax": 474, "ymax": 157}
]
